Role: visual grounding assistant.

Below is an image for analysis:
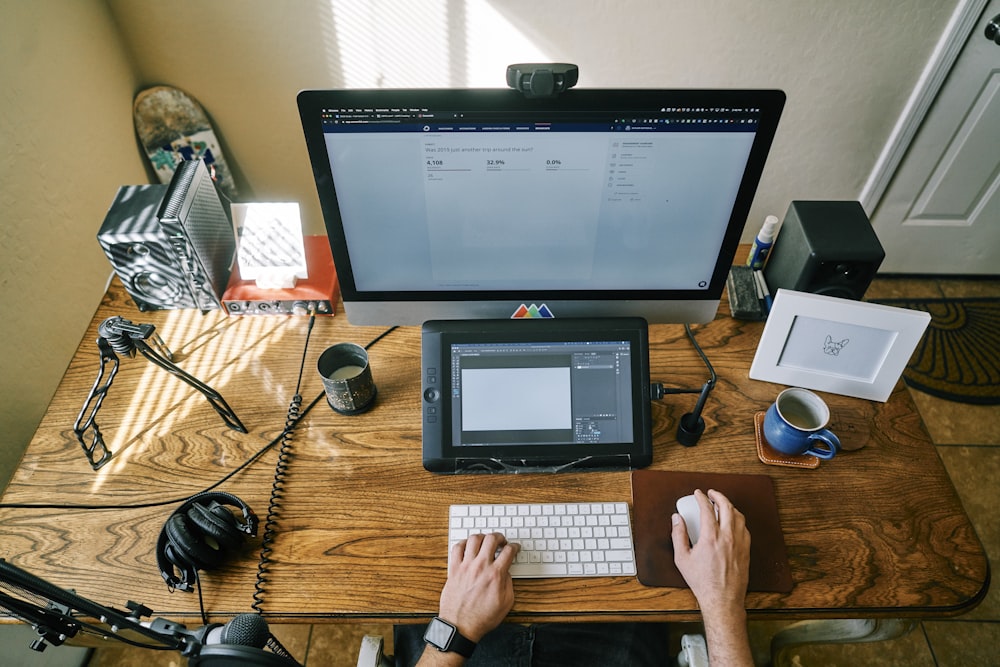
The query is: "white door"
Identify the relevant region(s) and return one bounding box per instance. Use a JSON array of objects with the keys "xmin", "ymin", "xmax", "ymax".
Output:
[{"xmin": 870, "ymin": 0, "xmax": 1000, "ymax": 275}]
